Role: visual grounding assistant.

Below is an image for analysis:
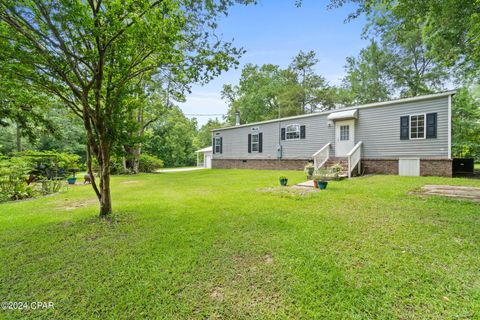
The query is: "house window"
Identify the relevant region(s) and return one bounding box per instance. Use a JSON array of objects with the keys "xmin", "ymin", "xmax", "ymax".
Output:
[
  {"xmin": 251, "ymin": 133, "xmax": 259, "ymax": 152},
  {"xmin": 340, "ymin": 125, "xmax": 349, "ymax": 141},
  {"xmin": 410, "ymin": 114, "xmax": 425, "ymax": 139},
  {"xmin": 286, "ymin": 124, "xmax": 300, "ymax": 140},
  {"xmin": 214, "ymin": 137, "xmax": 221, "ymax": 153}
]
